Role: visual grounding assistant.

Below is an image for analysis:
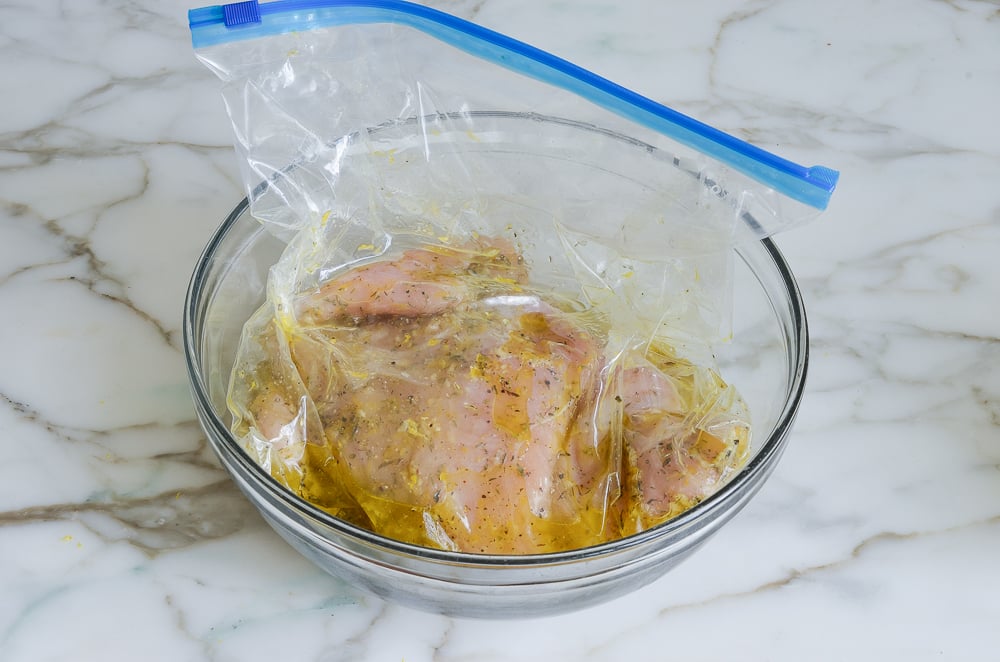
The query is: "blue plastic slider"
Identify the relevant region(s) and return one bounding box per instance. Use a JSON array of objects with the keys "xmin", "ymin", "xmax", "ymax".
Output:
[{"xmin": 222, "ymin": 0, "xmax": 261, "ymax": 27}]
